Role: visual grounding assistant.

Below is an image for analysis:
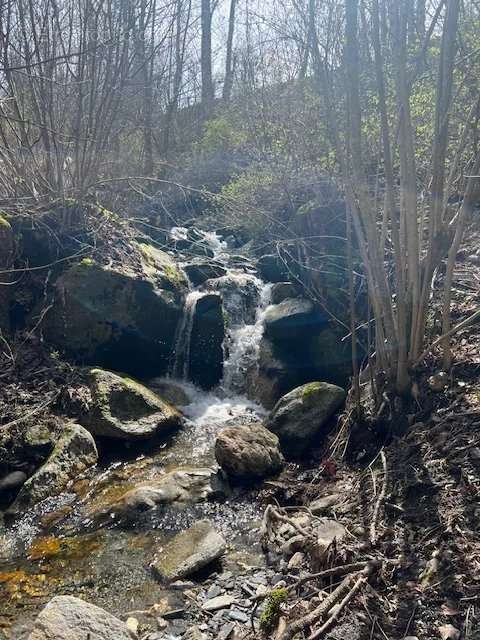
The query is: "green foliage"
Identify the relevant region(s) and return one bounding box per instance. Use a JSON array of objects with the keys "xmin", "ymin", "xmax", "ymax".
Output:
[
  {"xmin": 198, "ymin": 116, "xmax": 246, "ymax": 154},
  {"xmin": 259, "ymin": 588, "xmax": 288, "ymax": 634}
]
